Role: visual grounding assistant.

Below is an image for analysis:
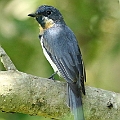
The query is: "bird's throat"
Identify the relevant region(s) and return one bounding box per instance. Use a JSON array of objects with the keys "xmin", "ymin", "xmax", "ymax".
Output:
[
  {"xmin": 39, "ymin": 16, "xmax": 55, "ymax": 30},
  {"xmin": 44, "ymin": 18, "xmax": 55, "ymax": 29},
  {"xmin": 39, "ymin": 25, "xmax": 44, "ymax": 36}
]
